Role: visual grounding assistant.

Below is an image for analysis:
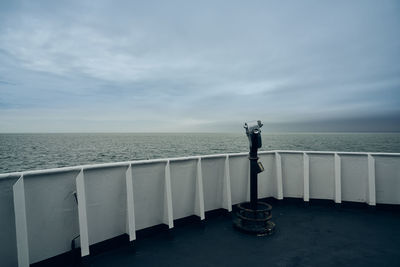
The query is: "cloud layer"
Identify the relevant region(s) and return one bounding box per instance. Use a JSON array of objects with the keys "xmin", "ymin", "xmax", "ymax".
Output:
[{"xmin": 1, "ymin": 0, "xmax": 399, "ymax": 132}]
